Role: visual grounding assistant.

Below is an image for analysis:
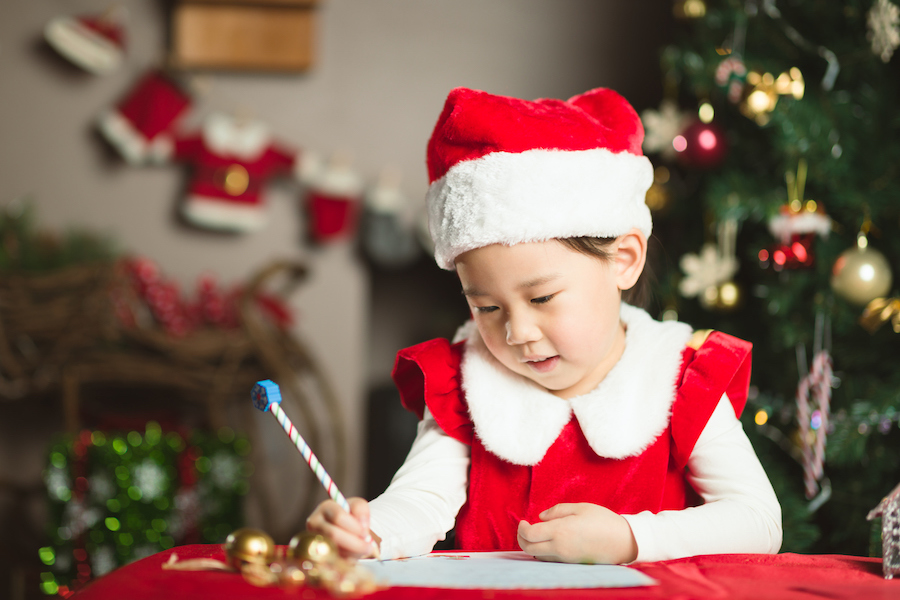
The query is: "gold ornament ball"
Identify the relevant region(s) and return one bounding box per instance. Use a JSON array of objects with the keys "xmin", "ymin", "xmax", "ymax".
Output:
[
  {"xmin": 224, "ymin": 528, "xmax": 276, "ymax": 570},
  {"xmin": 830, "ymin": 245, "xmax": 893, "ymax": 306},
  {"xmin": 673, "ymin": 0, "xmax": 706, "ymax": 19},
  {"xmin": 699, "ymin": 281, "xmax": 742, "ymax": 312},
  {"xmin": 644, "ymin": 181, "xmax": 671, "ymax": 212},
  {"xmin": 716, "ymin": 281, "xmax": 742, "ymax": 311},
  {"xmin": 288, "ymin": 532, "xmax": 339, "ymax": 565}
]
